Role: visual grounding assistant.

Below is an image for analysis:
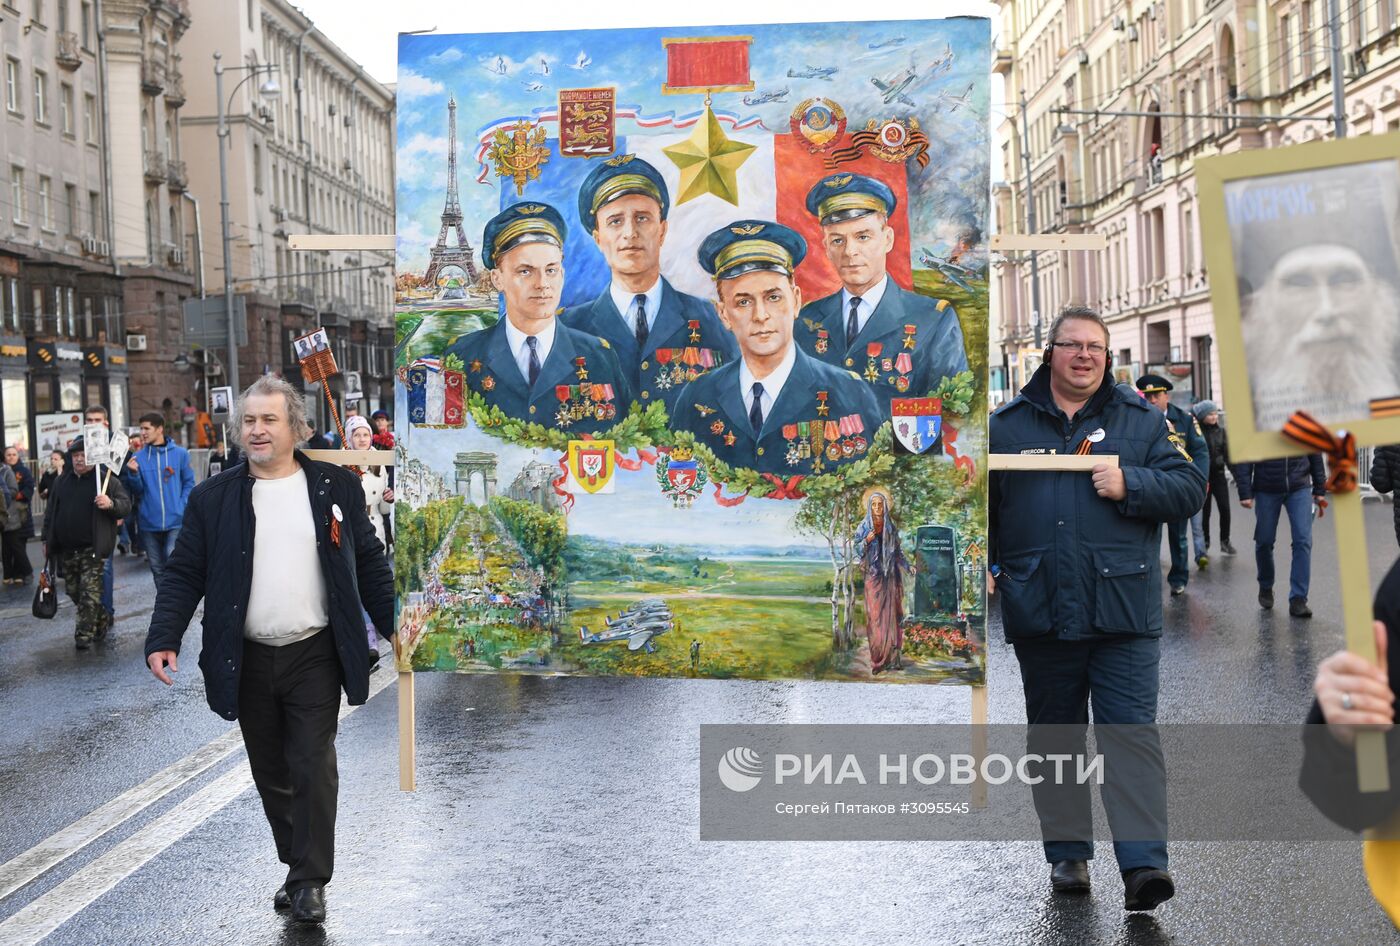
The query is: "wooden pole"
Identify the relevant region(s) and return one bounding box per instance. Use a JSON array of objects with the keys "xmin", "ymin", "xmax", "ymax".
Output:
[
  {"xmin": 1331, "ymin": 490, "xmax": 1389, "ymax": 792},
  {"xmin": 398, "ymin": 670, "xmax": 417, "ymax": 792},
  {"xmin": 970, "ymin": 685, "xmax": 989, "ymax": 809}
]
